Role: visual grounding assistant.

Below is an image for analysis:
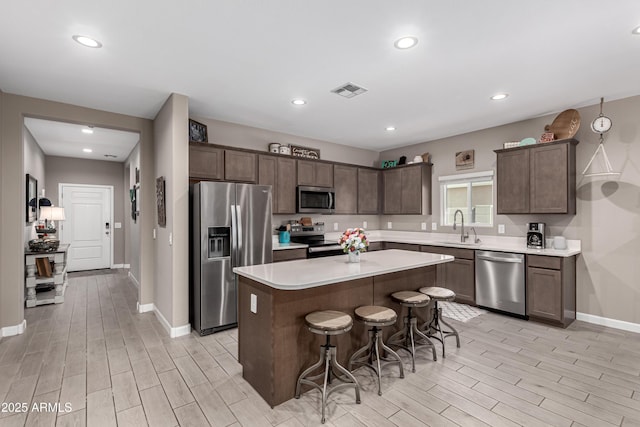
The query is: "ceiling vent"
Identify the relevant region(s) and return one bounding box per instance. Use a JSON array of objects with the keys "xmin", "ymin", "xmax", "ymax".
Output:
[
  {"xmin": 104, "ymin": 154, "xmax": 118, "ymax": 158},
  {"xmin": 331, "ymin": 82, "xmax": 368, "ymax": 99}
]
